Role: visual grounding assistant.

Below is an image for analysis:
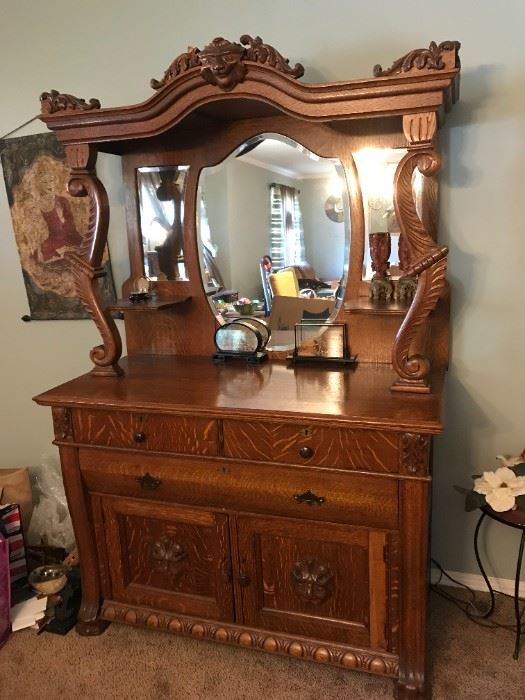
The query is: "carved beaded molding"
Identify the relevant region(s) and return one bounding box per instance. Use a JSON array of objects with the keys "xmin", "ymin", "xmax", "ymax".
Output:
[
  {"xmin": 101, "ymin": 602, "xmax": 399, "ymax": 677},
  {"xmin": 150, "ymin": 34, "xmax": 305, "ymax": 92}
]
